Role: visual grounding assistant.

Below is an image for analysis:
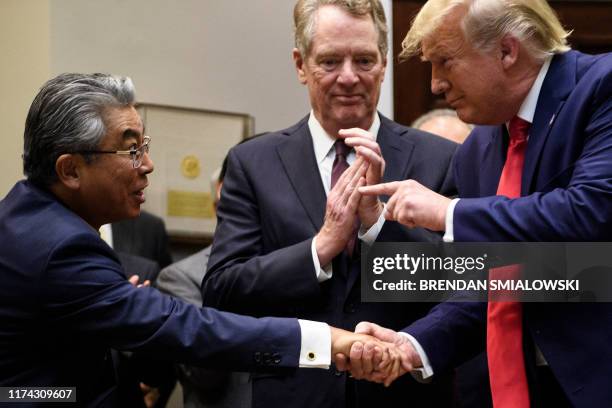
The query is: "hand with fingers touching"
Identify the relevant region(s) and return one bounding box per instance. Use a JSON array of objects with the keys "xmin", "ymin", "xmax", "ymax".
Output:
[
  {"xmin": 359, "ymin": 179, "xmax": 450, "ymax": 231},
  {"xmin": 338, "ymin": 128, "xmax": 386, "ymax": 229},
  {"xmin": 315, "ymin": 156, "xmax": 368, "ymax": 266}
]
